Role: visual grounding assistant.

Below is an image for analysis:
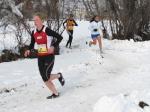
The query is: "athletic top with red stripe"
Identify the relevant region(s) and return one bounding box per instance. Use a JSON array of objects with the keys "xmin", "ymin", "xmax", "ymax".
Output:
[{"xmin": 29, "ymin": 25, "xmax": 63, "ymax": 56}]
